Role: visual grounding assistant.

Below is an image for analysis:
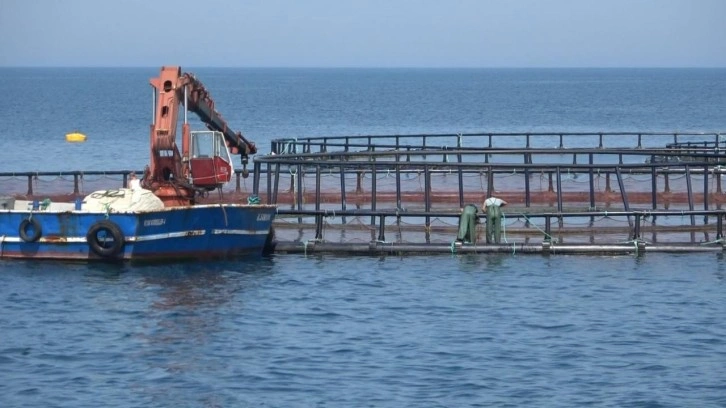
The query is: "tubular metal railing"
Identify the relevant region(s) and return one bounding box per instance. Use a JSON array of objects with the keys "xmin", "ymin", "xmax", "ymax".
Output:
[
  {"xmin": 273, "ymin": 208, "xmax": 726, "ymax": 245},
  {"xmin": 270, "ymin": 131, "xmax": 725, "ymax": 155},
  {"xmin": 254, "ymin": 152, "xmax": 726, "ymax": 213},
  {"xmin": 259, "ymin": 132, "xmax": 726, "ymax": 247}
]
